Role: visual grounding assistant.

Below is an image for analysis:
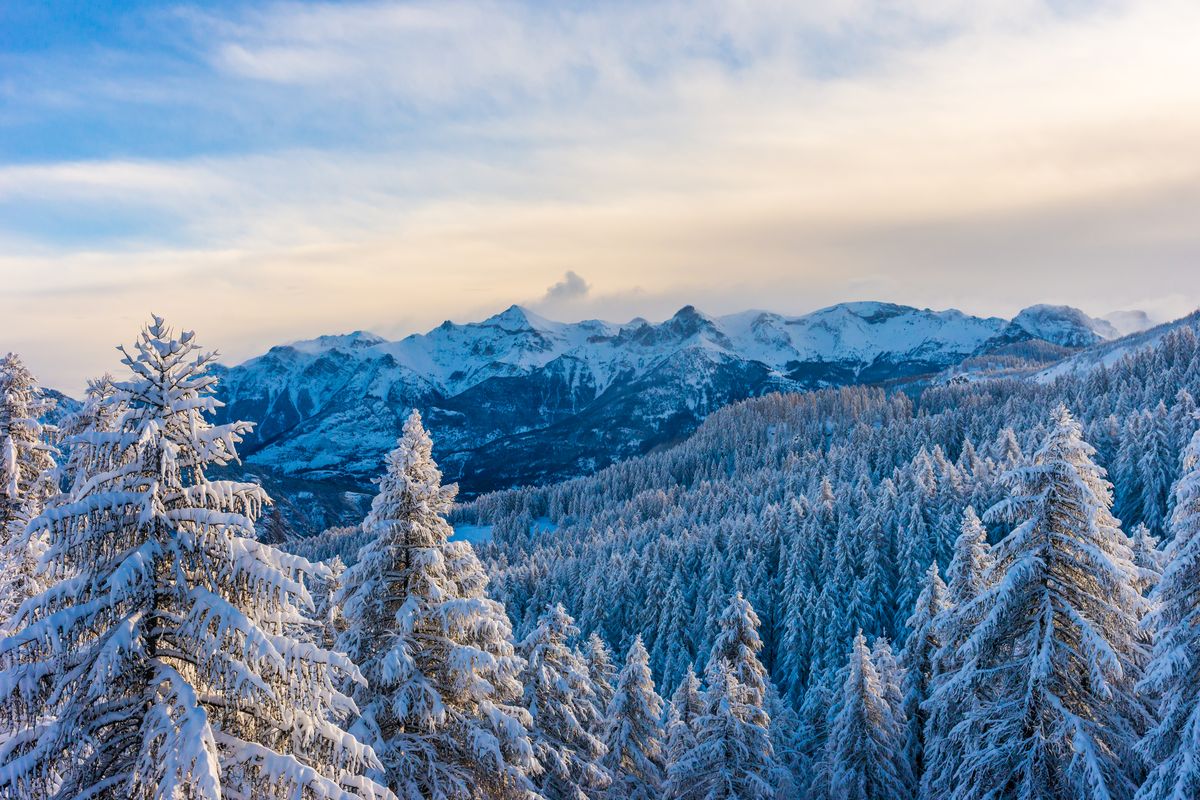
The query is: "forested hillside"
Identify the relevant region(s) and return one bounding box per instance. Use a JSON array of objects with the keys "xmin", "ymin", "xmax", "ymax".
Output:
[
  {"xmin": 6, "ymin": 312, "xmax": 1200, "ymax": 799},
  {"xmin": 212, "ymin": 301, "xmax": 1132, "ymax": 532}
]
